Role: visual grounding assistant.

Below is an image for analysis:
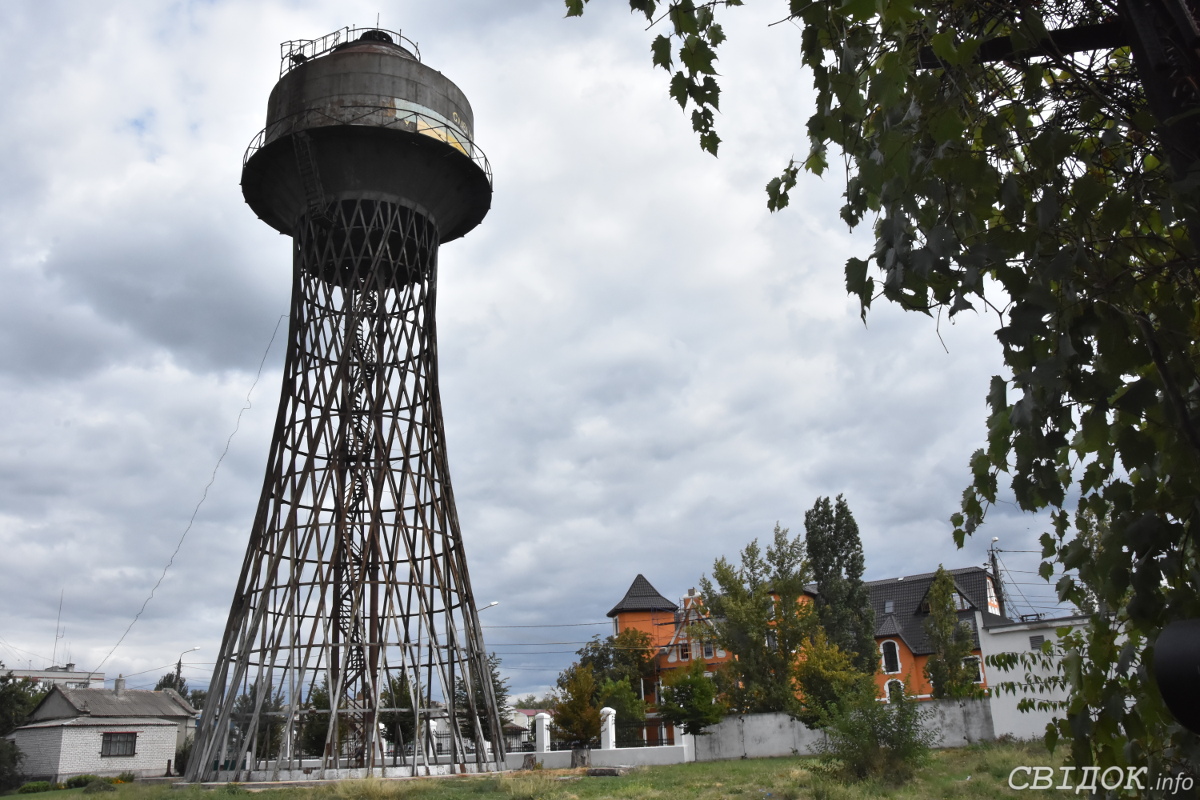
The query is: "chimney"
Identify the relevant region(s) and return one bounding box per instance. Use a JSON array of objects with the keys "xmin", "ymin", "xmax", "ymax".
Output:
[
  {"xmin": 65, "ymin": 663, "xmax": 75, "ymax": 672},
  {"xmin": 114, "ymin": 676, "xmax": 125, "ymax": 696}
]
